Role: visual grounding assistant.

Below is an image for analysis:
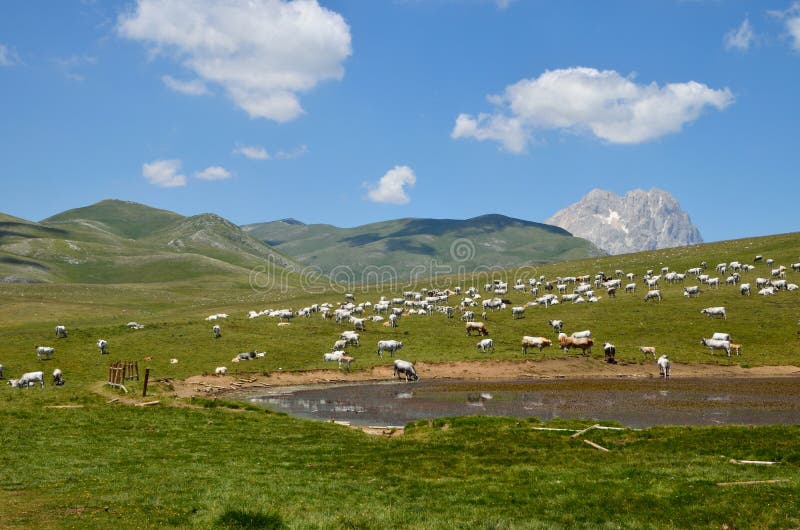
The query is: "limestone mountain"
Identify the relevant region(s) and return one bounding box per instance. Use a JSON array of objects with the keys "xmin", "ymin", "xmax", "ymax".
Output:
[{"xmin": 545, "ymin": 188, "xmax": 703, "ymax": 255}]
